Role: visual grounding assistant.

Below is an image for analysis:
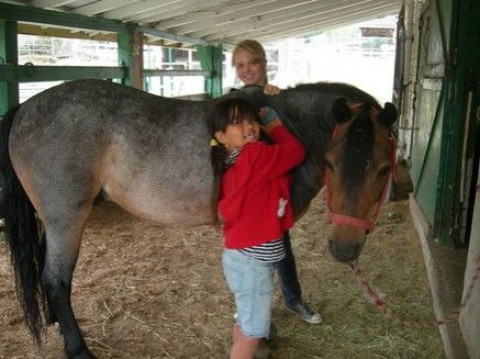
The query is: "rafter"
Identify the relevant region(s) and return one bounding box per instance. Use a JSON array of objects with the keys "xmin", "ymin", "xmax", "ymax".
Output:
[
  {"xmin": 72, "ymin": 0, "xmax": 144, "ymax": 16},
  {"xmin": 100, "ymin": 0, "xmax": 182, "ymax": 20},
  {"xmin": 7, "ymin": 0, "xmax": 401, "ymax": 47},
  {"xmin": 218, "ymin": 3, "xmax": 399, "ymax": 44},
  {"xmin": 156, "ymin": 0, "xmax": 305, "ymax": 29},
  {"xmin": 30, "ymin": 0, "xmax": 77, "ymax": 8},
  {"xmin": 177, "ymin": 0, "xmax": 356, "ymax": 37}
]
